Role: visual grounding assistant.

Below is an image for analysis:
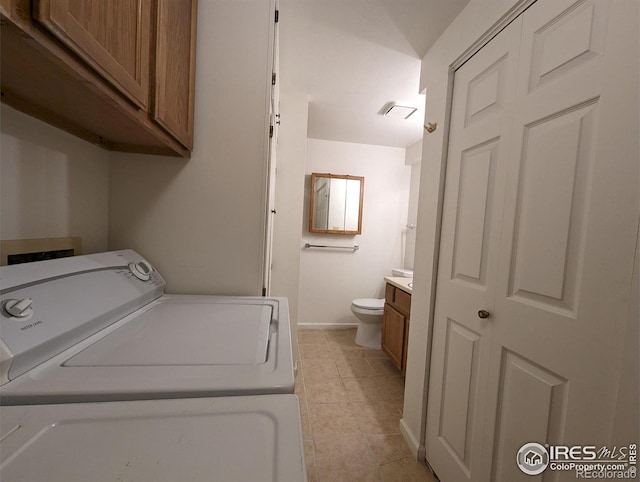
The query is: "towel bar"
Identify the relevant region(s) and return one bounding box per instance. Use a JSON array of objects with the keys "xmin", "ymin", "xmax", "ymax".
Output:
[{"xmin": 304, "ymin": 243, "xmax": 359, "ymax": 251}]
